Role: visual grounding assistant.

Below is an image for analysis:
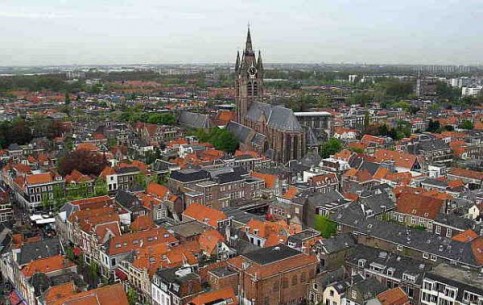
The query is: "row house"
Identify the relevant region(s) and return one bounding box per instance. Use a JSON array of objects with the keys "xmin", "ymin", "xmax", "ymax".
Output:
[
  {"xmin": 55, "ymin": 195, "xmax": 116, "ymax": 243},
  {"xmin": 151, "ymin": 266, "xmax": 202, "ymax": 305},
  {"xmin": 346, "ymin": 245, "xmax": 432, "ymax": 304},
  {"xmin": 392, "ymin": 192, "xmax": 445, "ymax": 230},
  {"xmin": 420, "ymin": 264, "xmax": 483, "ymax": 305},
  {"xmin": 134, "ymin": 123, "xmax": 184, "ymax": 146},
  {"xmin": 447, "ymin": 168, "xmax": 483, "ymax": 190},
  {"xmin": 100, "ymin": 165, "xmax": 142, "ymax": 193},
  {"xmin": 66, "ymin": 206, "xmax": 124, "ymax": 267},
  {"xmin": 170, "ymin": 167, "xmax": 264, "ymax": 210},
  {"xmin": 98, "ymin": 227, "xmax": 178, "ymax": 278},
  {"xmin": 332, "ymin": 205, "xmax": 483, "ymax": 270},
  {"xmin": 182, "ymin": 203, "xmax": 231, "ymax": 232},
  {"xmin": 118, "ymin": 243, "xmax": 198, "ymax": 304},
  {"xmin": 13, "ymin": 171, "xmax": 65, "ymax": 212},
  {"xmin": 18, "ymin": 255, "xmax": 77, "ymax": 305},
  {"xmin": 0, "ymin": 188, "xmax": 13, "ymax": 223}
]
